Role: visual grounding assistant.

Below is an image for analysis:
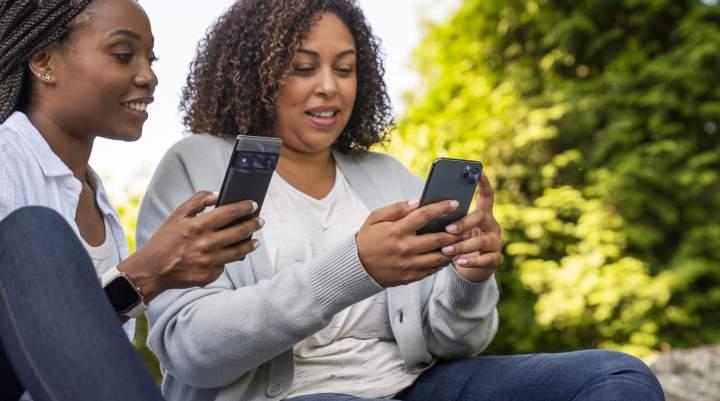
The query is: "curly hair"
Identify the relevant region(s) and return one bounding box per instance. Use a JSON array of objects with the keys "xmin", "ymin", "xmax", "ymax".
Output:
[
  {"xmin": 0, "ymin": 0, "xmax": 93, "ymax": 123},
  {"xmin": 180, "ymin": 0, "xmax": 393, "ymax": 155}
]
